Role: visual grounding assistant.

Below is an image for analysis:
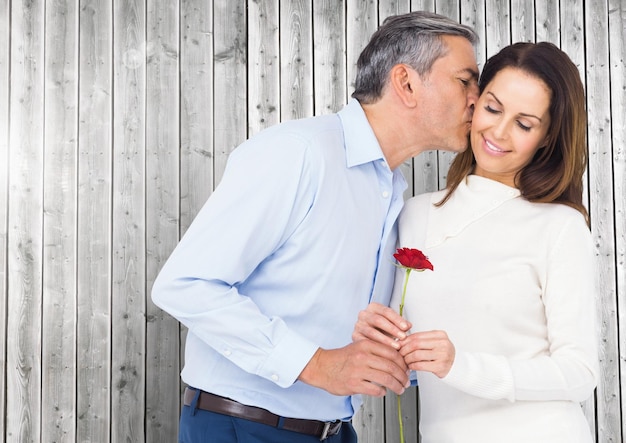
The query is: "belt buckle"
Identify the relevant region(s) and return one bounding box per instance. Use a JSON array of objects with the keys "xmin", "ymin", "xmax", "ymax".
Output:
[{"xmin": 320, "ymin": 420, "xmax": 341, "ymax": 441}]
